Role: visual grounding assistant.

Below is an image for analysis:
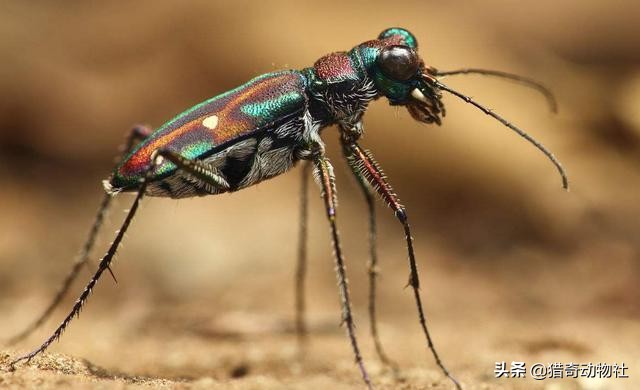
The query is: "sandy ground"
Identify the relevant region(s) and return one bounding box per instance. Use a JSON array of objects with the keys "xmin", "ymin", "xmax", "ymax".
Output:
[{"xmin": 0, "ymin": 189, "xmax": 637, "ymax": 389}]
